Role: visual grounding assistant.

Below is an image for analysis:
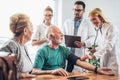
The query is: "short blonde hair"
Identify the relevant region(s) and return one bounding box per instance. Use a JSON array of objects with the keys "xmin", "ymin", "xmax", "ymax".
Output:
[
  {"xmin": 89, "ymin": 8, "xmax": 109, "ymax": 23},
  {"xmin": 10, "ymin": 13, "xmax": 30, "ymax": 37}
]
